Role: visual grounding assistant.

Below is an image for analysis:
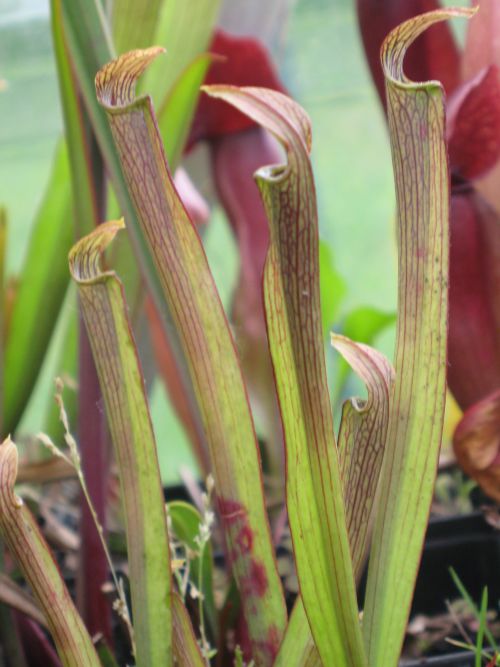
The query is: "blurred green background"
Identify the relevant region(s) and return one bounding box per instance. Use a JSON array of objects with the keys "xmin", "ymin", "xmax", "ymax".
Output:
[{"xmin": 1, "ymin": 0, "xmax": 398, "ymax": 482}]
